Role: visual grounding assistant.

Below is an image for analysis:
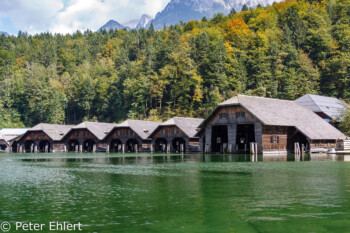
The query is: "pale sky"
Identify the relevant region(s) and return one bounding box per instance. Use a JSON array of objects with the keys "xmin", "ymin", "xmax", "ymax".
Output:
[{"xmin": 0, "ymin": 0, "xmax": 171, "ymax": 35}]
